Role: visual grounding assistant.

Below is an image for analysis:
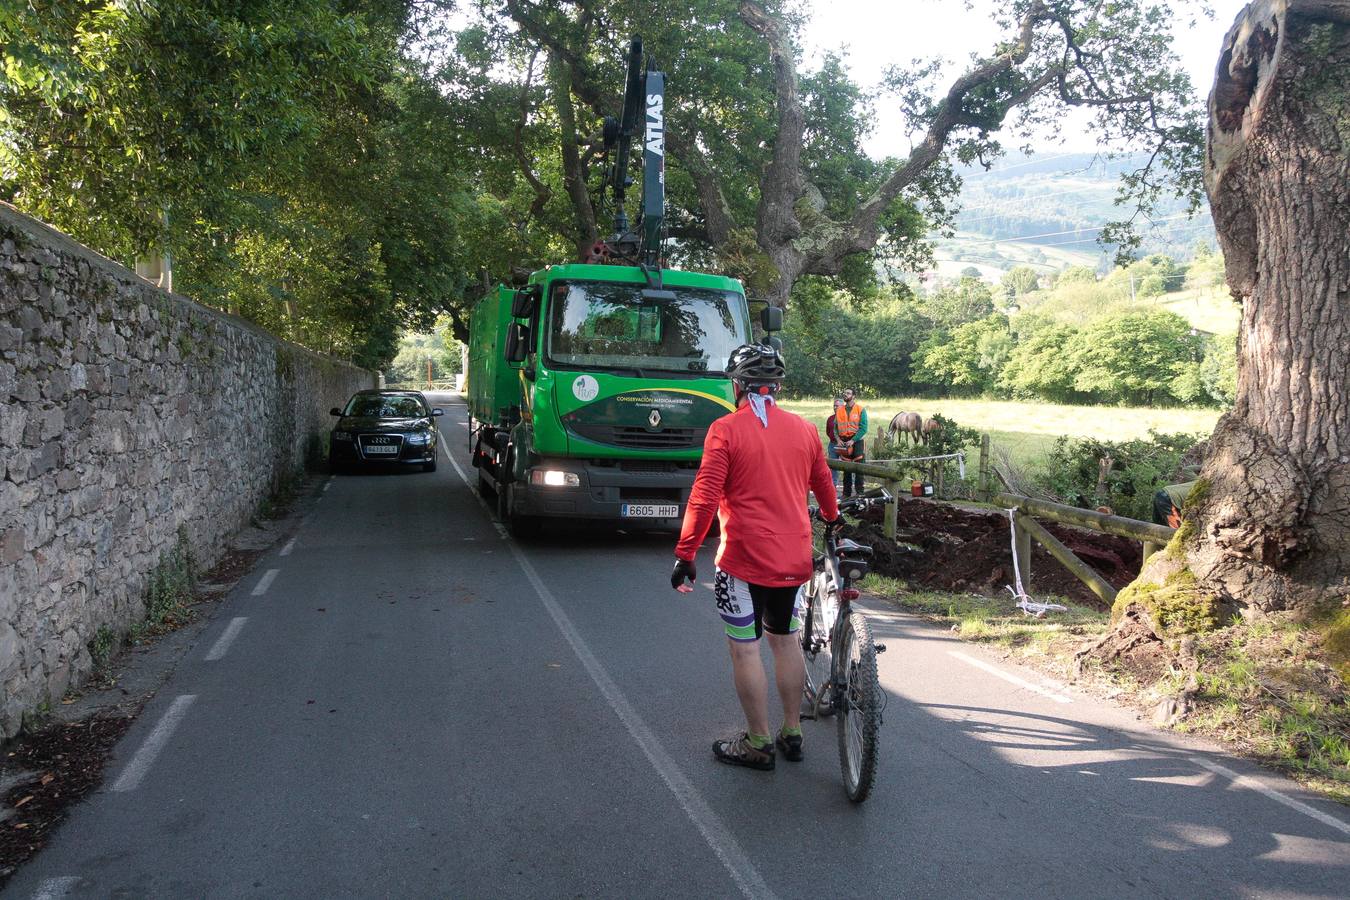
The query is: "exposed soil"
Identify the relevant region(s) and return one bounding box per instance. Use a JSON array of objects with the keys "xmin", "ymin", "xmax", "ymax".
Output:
[
  {"xmin": 0, "ymin": 713, "xmax": 135, "ymax": 885},
  {"xmin": 844, "ymin": 497, "xmax": 1143, "ymax": 609}
]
